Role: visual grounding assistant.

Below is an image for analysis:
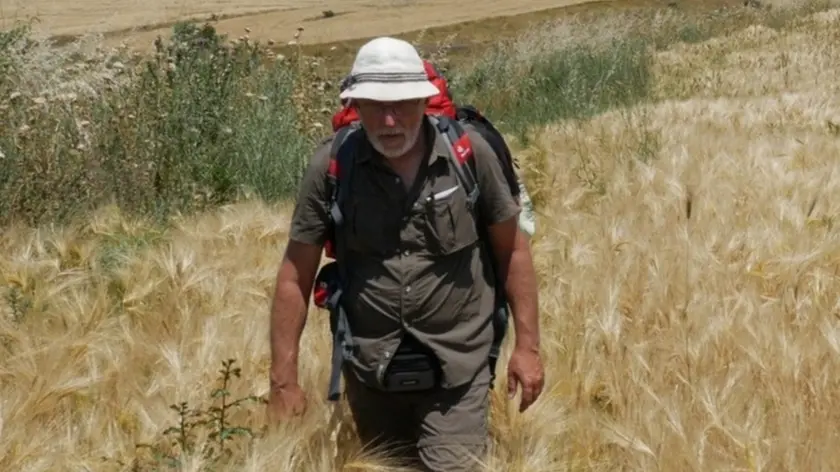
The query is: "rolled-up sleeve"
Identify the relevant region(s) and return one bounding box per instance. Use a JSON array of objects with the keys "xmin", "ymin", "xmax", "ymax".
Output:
[{"xmin": 288, "ymin": 141, "xmax": 332, "ymax": 246}]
